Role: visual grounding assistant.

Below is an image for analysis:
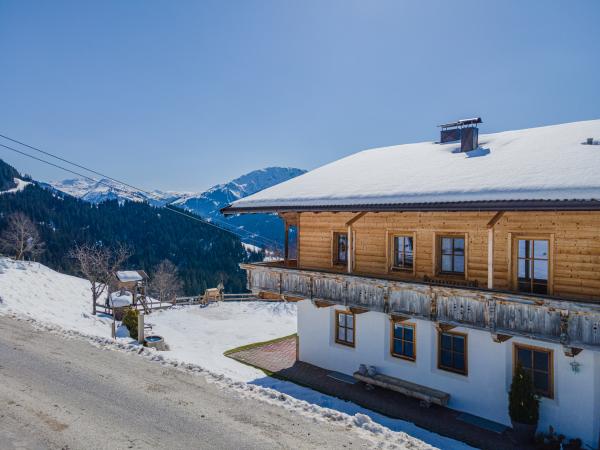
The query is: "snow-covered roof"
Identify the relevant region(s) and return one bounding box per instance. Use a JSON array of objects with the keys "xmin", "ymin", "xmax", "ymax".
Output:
[
  {"xmin": 115, "ymin": 271, "xmax": 144, "ymax": 282},
  {"xmin": 109, "ymin": 290, "xmax": 133, "ymax": 307},
  {"xmin": 224, "ymin": 120, "xmax": 600, "ymax": 212}
]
